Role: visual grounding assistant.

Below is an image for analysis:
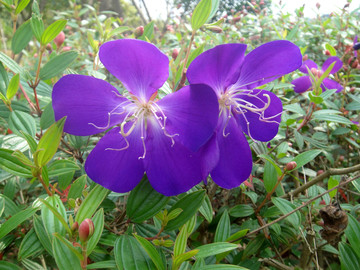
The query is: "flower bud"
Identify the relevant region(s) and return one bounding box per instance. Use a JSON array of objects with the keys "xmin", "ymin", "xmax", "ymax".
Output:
[
  {"xmin": 46, "ymin": 43, "xmax": 52, "ymax": 51},
  {"xmin": 352, "ymin": 59, "xmax": 359, "ymax": 69},
  {"xmin": 302, "ymin": 54, "xmax": 308, "ymax": 61},
  {"xmin": 317, "ymin": 170, "xmax": 324, "ymax": 176},
  {"xmin": 134, "ymin": 26, "xmax": 144, "ymax": 38},
  {"xmin": 325, "ymin": 50, "xmax": 331, "ymax": 56},
  {"xmin": 71, "ymin": 221, "xmax": 79, "ymax": 232},
  {"xmin": 79, "ymin": 218, "xmax": 94, "ymax": 243},
  {"xmin": 285, "ymin": 161, "xmax": 297, "ymax": 171},
  {"xmin": 207, "ymin": 26, "xmax": 223, "ymax": 33},
  {"xmin": 54, "ymin": 31, "xmax": 65, "ymax": 48},
  {"xmin": 171, "ymin": 48, "xmax": 179, "ymax": 60},
  {"xmin": 62, "ymin": 46, "xmax": 71, "ymax": 52},
  {"xmin": 316, "ymin": 2, "xmax": 320, "ymax": 9},
  {"xmin": 232, "ymin": 16, "xmax": 241, "ymax": 23}
]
